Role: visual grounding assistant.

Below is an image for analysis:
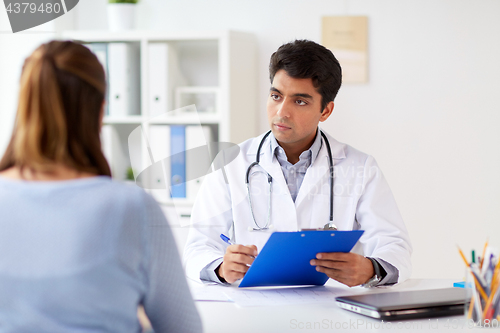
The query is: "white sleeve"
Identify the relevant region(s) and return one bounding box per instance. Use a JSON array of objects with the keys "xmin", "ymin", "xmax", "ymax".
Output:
[
  {"xmin": 183, "ymin": 167, "xmax": 234, "ymax": 282},
  {"xmin": 355, "ymin": 155, "xmax": 413, "ymax": 283},
  {"xmin": 199, "ymin": 258, "xmax": 226, "ymax": 284},
  {"xmin": 372, "ymin": 257, "xmax": 399, "ymax": 285}
]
